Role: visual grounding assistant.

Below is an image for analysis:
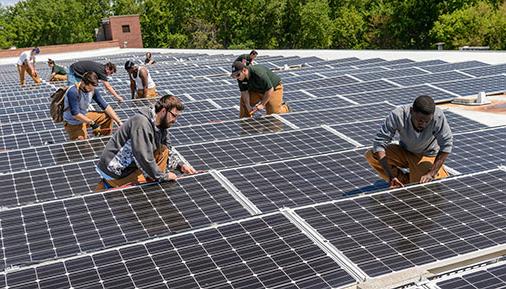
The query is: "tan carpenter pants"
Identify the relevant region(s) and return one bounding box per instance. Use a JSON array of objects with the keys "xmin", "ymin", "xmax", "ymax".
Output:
[
  {"xmin": 17, "ymin": 63, "xmax": 42, "ymax": 86},
  {"xmin": 64, "ymin": 111, "xmax": 113, "ymax": 141},
  {"xmin": 95, "ymin": 146, "xmax": 169, "ymax": 191},
  {"xmin": 136, "ymin": 87, "xmax": 158, "ymax": 99},
  {"xmin": 364, "ymin": 144, "xmax": 448, "ymax": 184},
  {"xmin": 239, "ymin": 84, "xmax": 289, "ymax": 118},
  {"xmin": 50, "ymin": 74, "xmax": 68, "ymax": 81}
]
